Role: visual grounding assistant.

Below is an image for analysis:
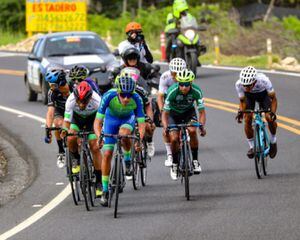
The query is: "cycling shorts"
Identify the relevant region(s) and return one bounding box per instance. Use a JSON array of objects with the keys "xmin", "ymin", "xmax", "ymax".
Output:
[
  {"xmin": 245, "ymin": 90, "xmax": 271, "ymax": 111},
  {"xmin": 70, "ymin": 112, "xmax": 97, "ymax": 140},
  {"xmin": 168, "ymin": 108, "xmax": 197, "ymax": 131},
  {"xmin": 103, "ymin": 112, "xmax": 136, "ymax": 150}
]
